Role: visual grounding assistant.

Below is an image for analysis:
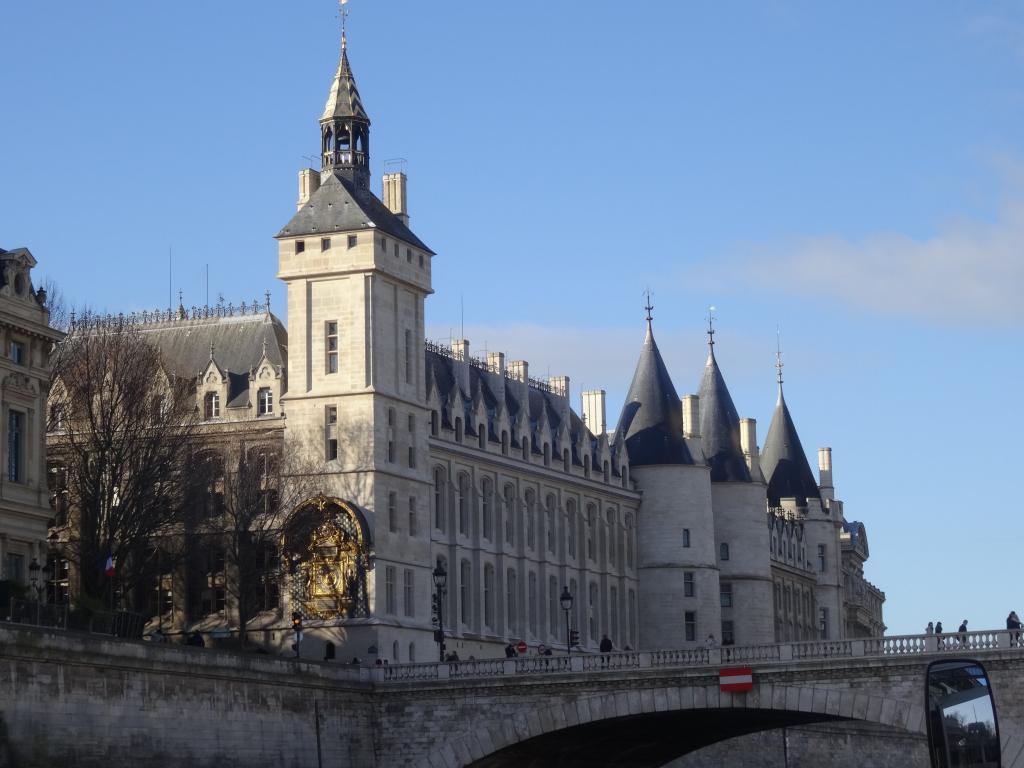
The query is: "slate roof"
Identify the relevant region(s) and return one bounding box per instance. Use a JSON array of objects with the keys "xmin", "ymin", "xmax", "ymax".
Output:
[
  {"xmin": 139, "ymin": 313, "xmax": 287, "ymax": 409},
  {"xmin": 760, "ymin": 385, "xmax": 820, "ymax": 506},
  {"xmin": 615, "ymin": 321, "xmax": 693, "ymax": 466},
  {"xmin": 322, "ymin": 45, "xmax": 370, "ymax": 123},
  {"xmin": 275, "ymin": 172, "xmax": 432, "ymax": 253},
  {"xmin": 698, "ymin": 346, "xmax": 751, "ymax": 482}
]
